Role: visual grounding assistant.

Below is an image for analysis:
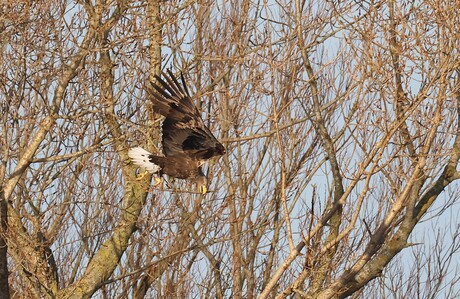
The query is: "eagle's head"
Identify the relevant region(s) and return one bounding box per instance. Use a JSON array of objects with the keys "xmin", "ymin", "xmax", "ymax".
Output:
[{"xmin": 215, "ymin": 142, "xmax": 226, "ymax": 156}]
